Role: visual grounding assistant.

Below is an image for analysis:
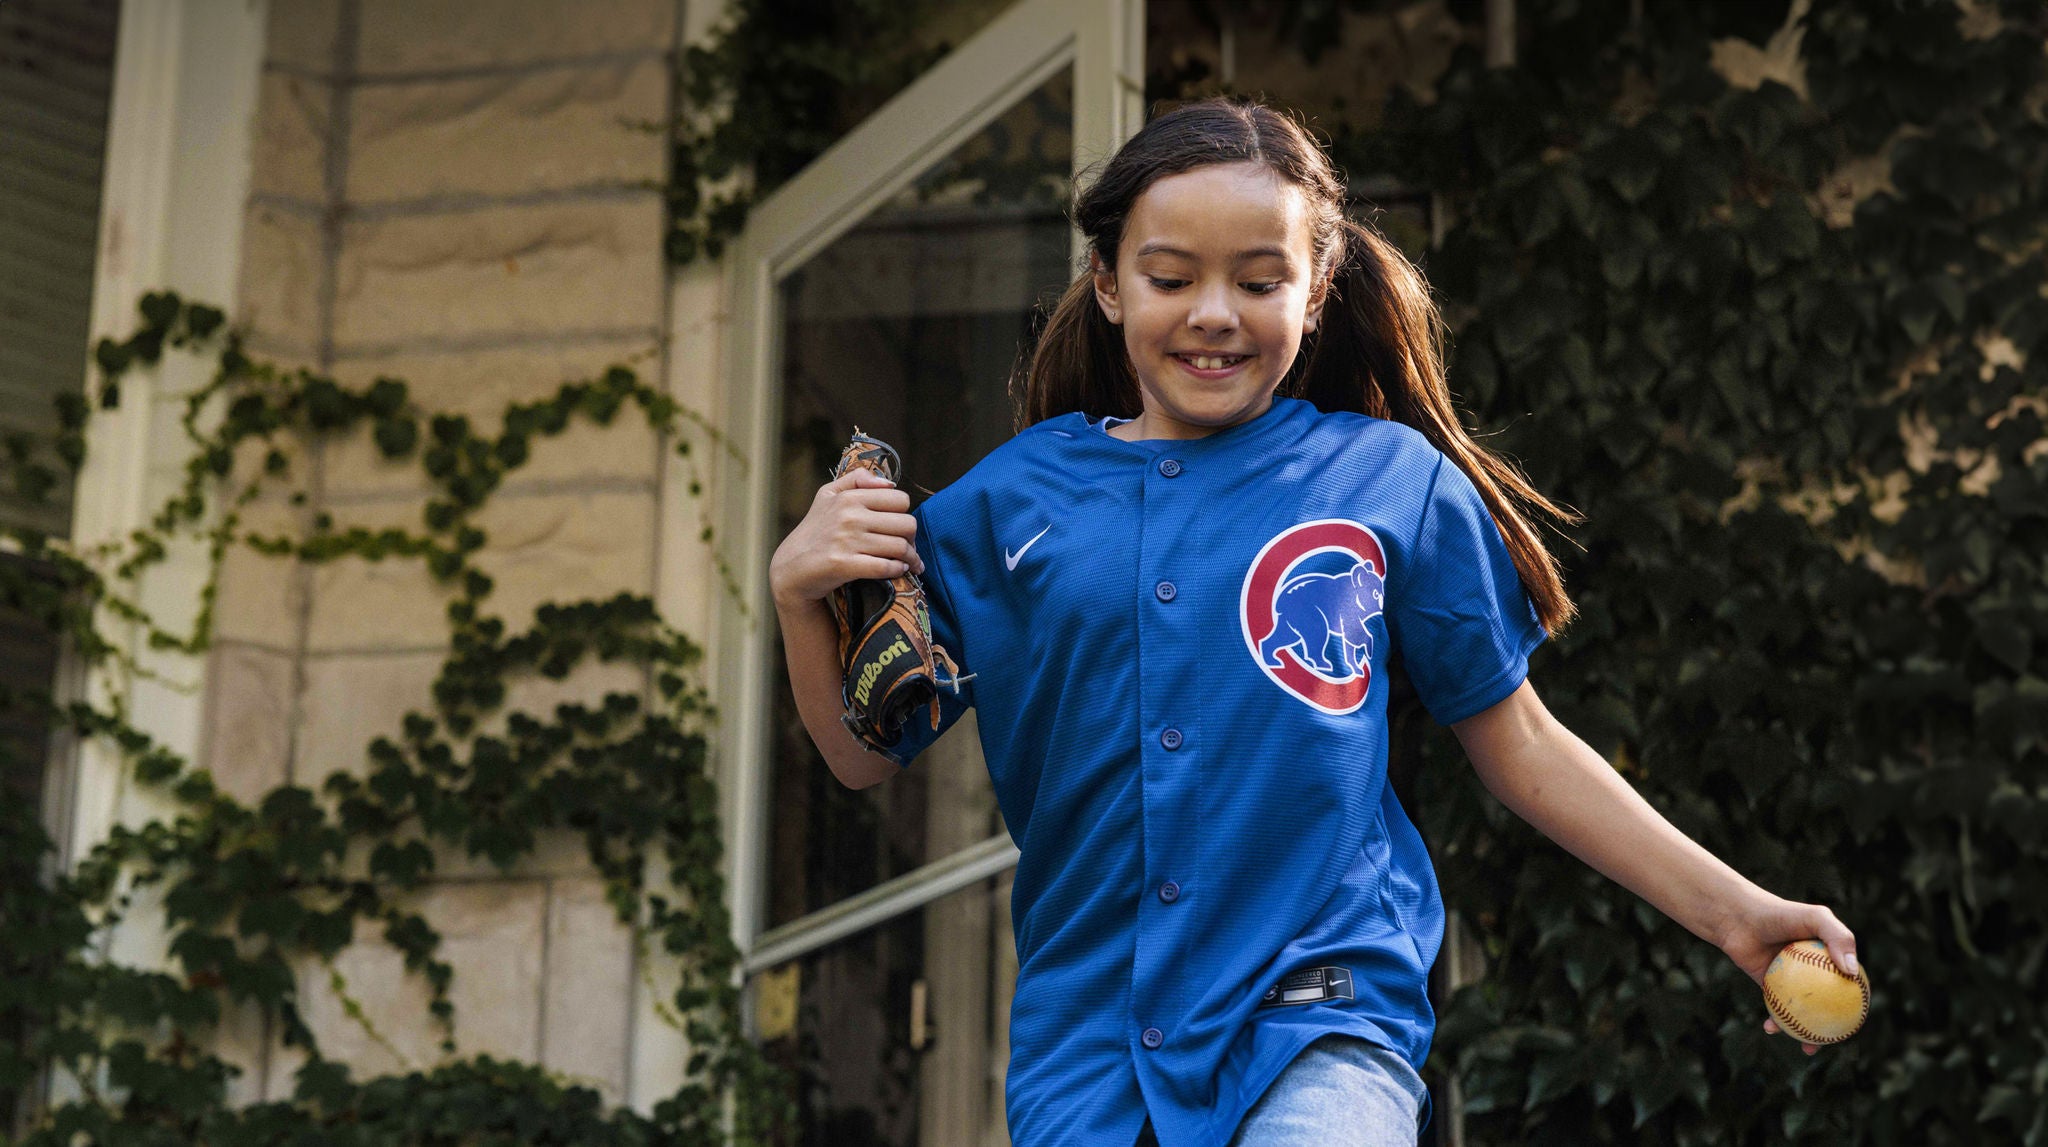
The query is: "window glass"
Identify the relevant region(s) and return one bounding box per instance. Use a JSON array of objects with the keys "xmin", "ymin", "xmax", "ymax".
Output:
[{"xmin": 759, "ymin": 875, "xmax": 1017, "ymax": 1147}]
